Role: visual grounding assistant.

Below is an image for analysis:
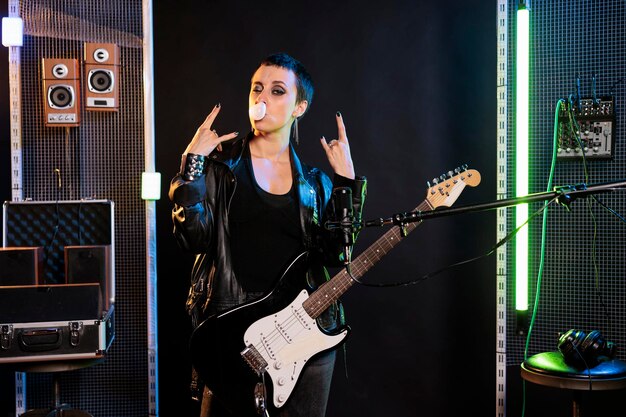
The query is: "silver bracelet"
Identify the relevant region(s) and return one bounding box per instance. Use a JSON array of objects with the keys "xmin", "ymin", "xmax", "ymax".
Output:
[{"xmin": 181, "ymin": 153, "xmax": 207, "ymax": 181}]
